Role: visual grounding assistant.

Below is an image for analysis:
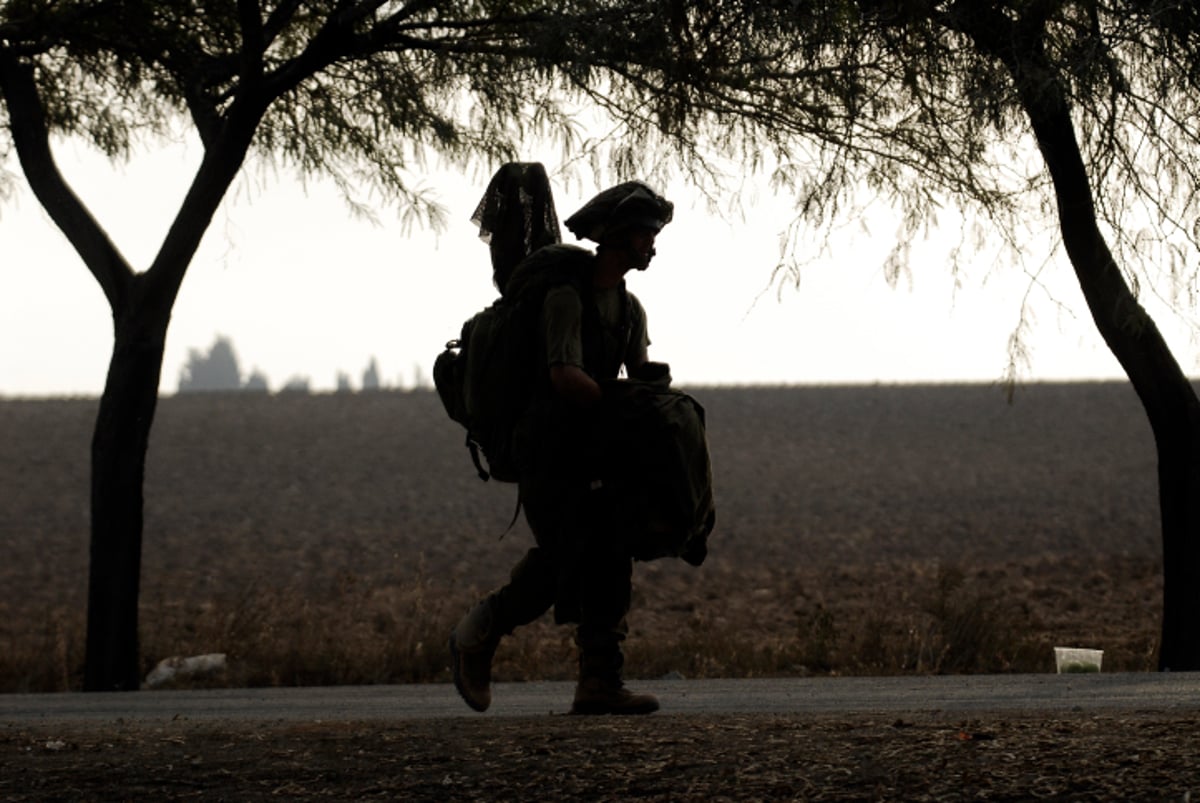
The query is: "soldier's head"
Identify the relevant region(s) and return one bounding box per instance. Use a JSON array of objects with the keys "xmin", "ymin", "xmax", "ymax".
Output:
[{"xmin": 565, "ymin": 182, "xmax": 673, "ymax": 271}]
